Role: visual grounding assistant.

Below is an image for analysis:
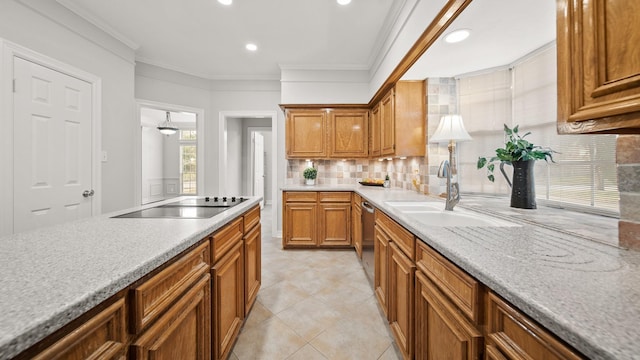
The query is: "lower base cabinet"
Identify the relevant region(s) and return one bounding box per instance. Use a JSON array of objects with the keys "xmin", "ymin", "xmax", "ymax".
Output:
[
  {"xmin": 415, "ymin": 271, "xmax": 482, "ymax": 360},
  {"xmin": 131, "ymin": 275, "xmax": 211, "ymax": 360},
  {"xmin": 486, "ymin": 292, "xmax": 584, "ymax": 360},
  {"xmin": 389, "ymin": 242, "xmax": 416, "ymax": 360}
]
